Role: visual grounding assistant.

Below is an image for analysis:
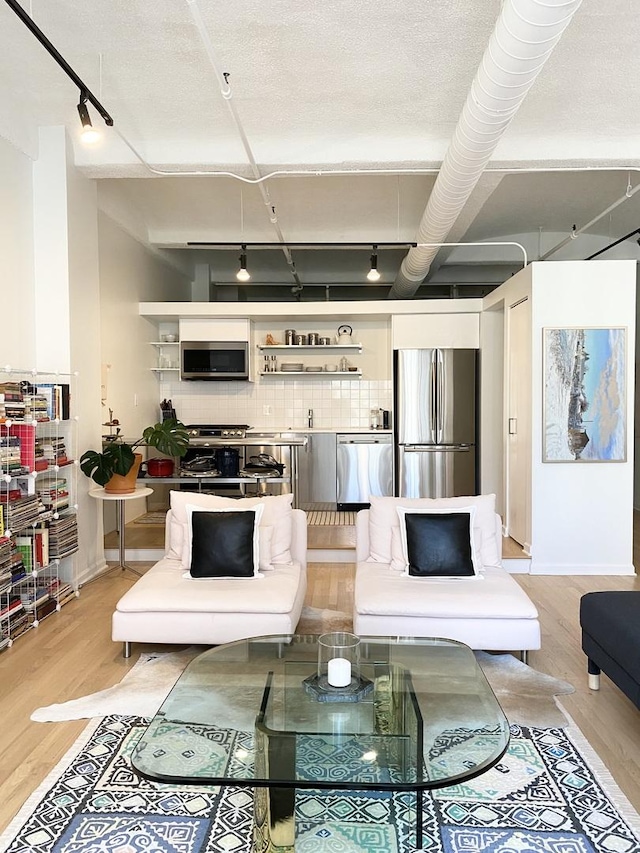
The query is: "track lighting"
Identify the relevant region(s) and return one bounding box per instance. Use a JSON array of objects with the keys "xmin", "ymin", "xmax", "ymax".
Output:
[
  {"xmin": 236, "ymin": 245, "xmax": 250, "ymax": 281},
  {"xmin": 367, "ymin": 245, "xmax": 381, "ymax": 282},
  {"xmin": 77, "ymin": 91, "xmax": 100, "ymax": 144}
]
